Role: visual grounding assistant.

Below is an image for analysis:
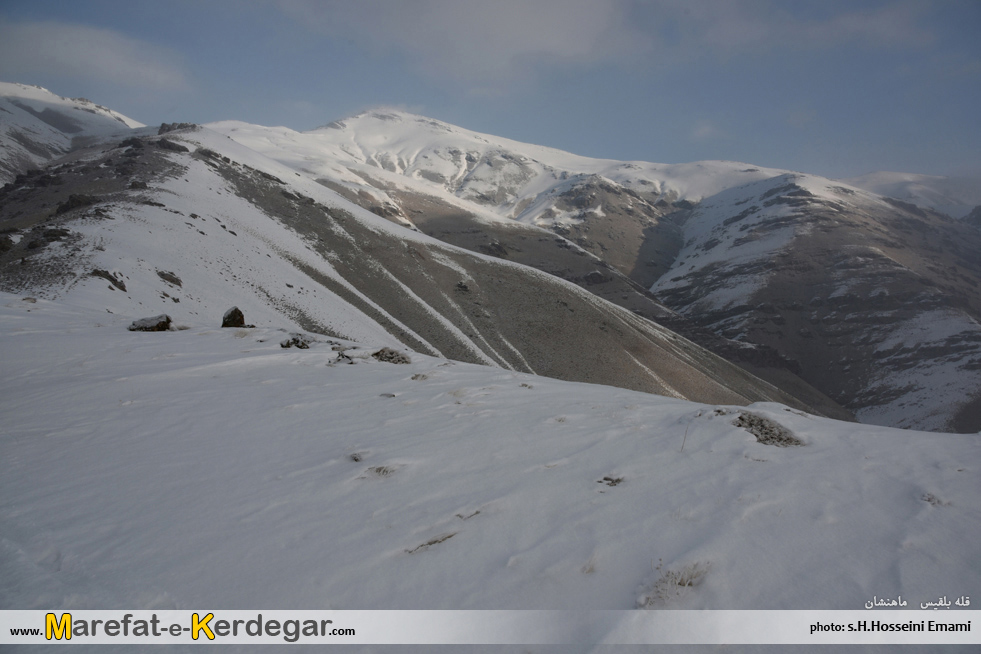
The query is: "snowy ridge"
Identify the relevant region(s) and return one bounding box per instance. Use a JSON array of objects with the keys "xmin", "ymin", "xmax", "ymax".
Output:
[
  {"xmin": 1, "ymin": 119, "xmax": 821, "ymax": 413},
  {"xmin": 843, "ymin": 171, "xmax": 981, "ymax": 220},
  {"xmin": 0, "ymin": 82, "xmax": 143, "ymax": 184},
  {"xmin": 309, "ymin": 110, "xmax": 787, "ymax": 203},
  {"xmin": 210, "ymin": 111, "xmax": 788, "ymax": 230},
  {"xmin": 653, "ymin": 173, "xmax": 888, "ymax": 311}
]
